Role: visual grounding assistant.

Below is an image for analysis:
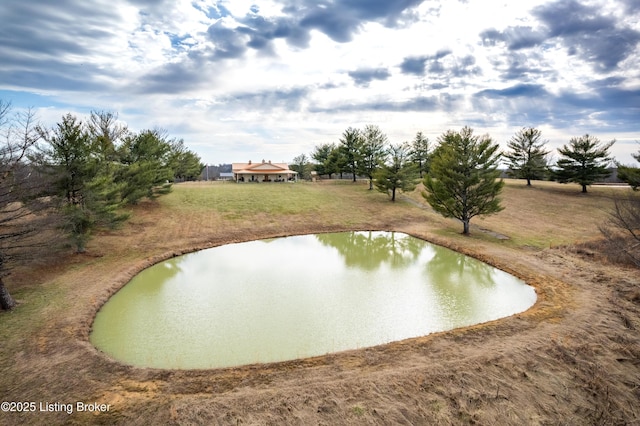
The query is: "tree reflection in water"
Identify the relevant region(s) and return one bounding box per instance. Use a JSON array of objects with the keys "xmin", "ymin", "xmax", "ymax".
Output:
[
  {"xmin": 424, "ymin": 248, "xmax": 497, "ymax": 326},
  {"xmin": 315, "ymin": 231, "xmax": 423, "ymax": 270}
]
